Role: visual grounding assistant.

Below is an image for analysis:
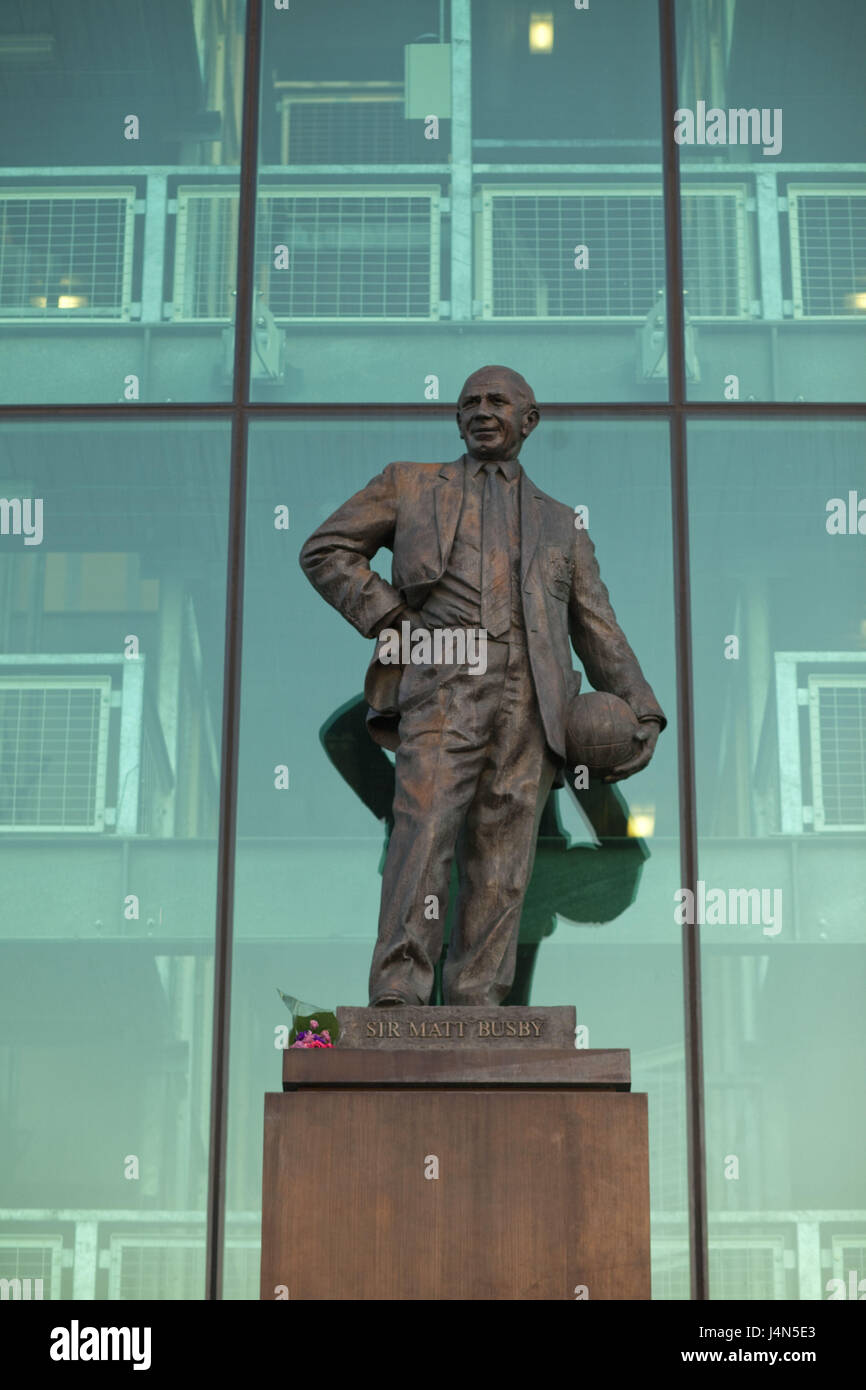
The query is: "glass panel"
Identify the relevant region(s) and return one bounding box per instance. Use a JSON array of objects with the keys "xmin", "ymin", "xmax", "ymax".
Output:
[
  {"xmin": 676, "ymin": 0, "xmax": 866, "ymax": 402},
  {"xmin": 251, "ymin": 0, "xmax": 668, "ymax": 402},
  {"xmin": 689, "ymin": 419, "xmax": 866, "ymax": 1299},
  {"xmin": 0, "ymin": 420, "xmax": 230, "ymax": 1298},
  {"xmin": 226, "ymin": 413, "xmax": 688, "ymax": 1296},
  {"xmin": 0, "ymin": 1, "xmax": 247, "ymax": 404}
]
